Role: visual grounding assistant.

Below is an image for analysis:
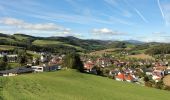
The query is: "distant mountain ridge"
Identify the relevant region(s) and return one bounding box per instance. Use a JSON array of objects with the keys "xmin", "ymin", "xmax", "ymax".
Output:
[{"xmin": 123, "ymin": 40, "xmax": 144, "ymax": 44}]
